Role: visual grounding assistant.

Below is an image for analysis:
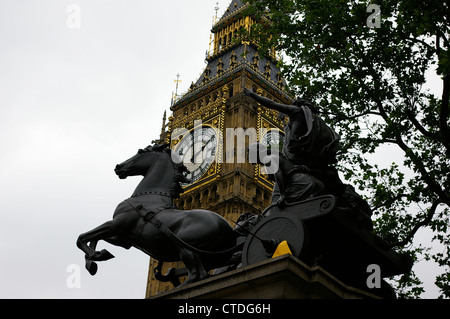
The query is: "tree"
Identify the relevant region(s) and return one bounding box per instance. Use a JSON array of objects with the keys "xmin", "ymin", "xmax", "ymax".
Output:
[{"xmin": 244, "ymin": 0, "xmax": 450, "ymax": 298}]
